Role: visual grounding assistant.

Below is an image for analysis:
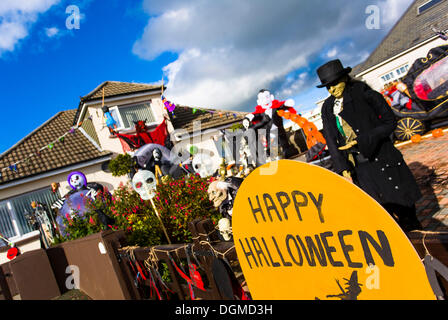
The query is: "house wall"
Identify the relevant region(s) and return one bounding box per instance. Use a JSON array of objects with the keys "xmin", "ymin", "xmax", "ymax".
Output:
[
  {"xmin": 357, "ymin": 38, "xmax": 447, "ymax": 91},
  {"xmin": 173, "ymin": 130, "xmax": 223, "ymax": 173},
  {"xmin": 0, "ymin": 160, "xmax": 131, "ymax": 261},
  {"xmin": 87, "ymin": 94, "xmax": 172, "ymax": 155}
]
